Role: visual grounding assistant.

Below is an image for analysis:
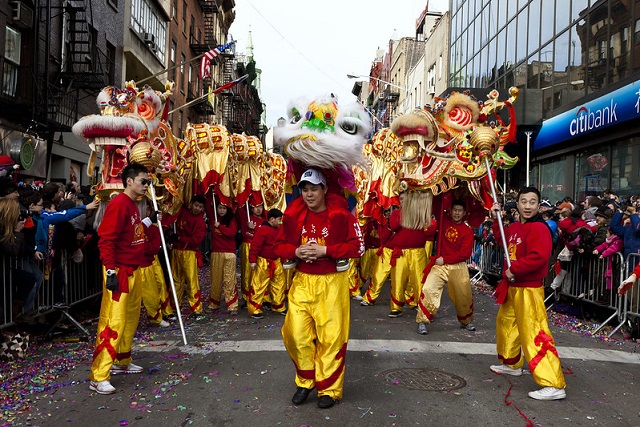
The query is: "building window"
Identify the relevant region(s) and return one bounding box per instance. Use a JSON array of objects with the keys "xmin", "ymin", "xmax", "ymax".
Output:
[
  {"xmin": 106, "ymin": 41, "xmax": 116, "ymax": 84},
  {"xmin": 190, "ymin": 16, "xmax": 195, "ymax": 44},
  {"xmin": 3, "ymin": 27, "xmax": 21, "ymax": 97},
  {"xmin": 635, "ymin": 19, "xmax": 640, "ymax": 44},
  {"xmin": 169, "ymin": 41, "xmax": 176, "ymax": 81},
  {"xmin": 130, "ymin": 0, "xmax": 167, "ymax": 62},
  {"xmin": 172, "ymin": 0, "xmax": 178, "ymax": 21},
  {"xmin": 181, "ymin": 53, "xmax": 186, "ymax": 93},
  {"xmin": 182, "ymin": 1, "xmax": 187, "ymax": 35}
]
